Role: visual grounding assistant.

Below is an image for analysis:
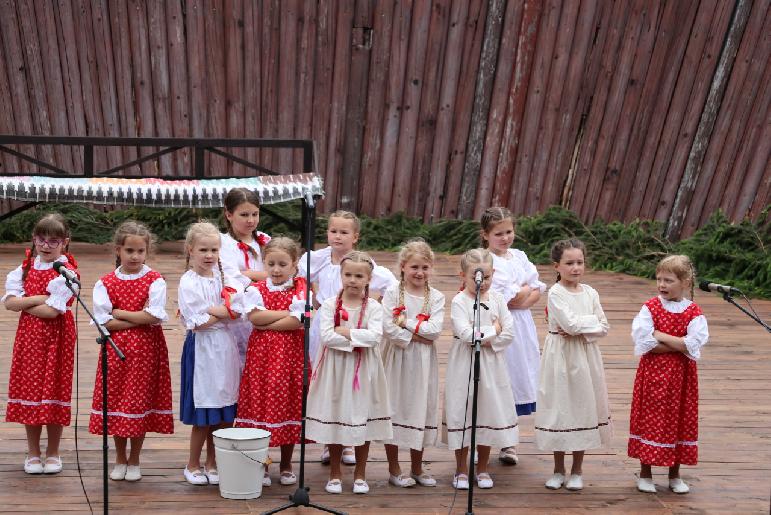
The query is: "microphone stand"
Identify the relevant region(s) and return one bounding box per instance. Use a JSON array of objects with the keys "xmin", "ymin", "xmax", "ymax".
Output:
[
  {"xmin": 719, "ymin": 292, "xmax": 771, "ymax": 333},
  {"xmin": 466, "ymin": 277, "xmax": 483, "ymax": 515},
  {"xmin": 262, "ymin": 194, "xmax": 344, "ymax": 515},
  {"xmin": 60, "ymin": 275, "xmax": 125, "ymax": 515}
]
